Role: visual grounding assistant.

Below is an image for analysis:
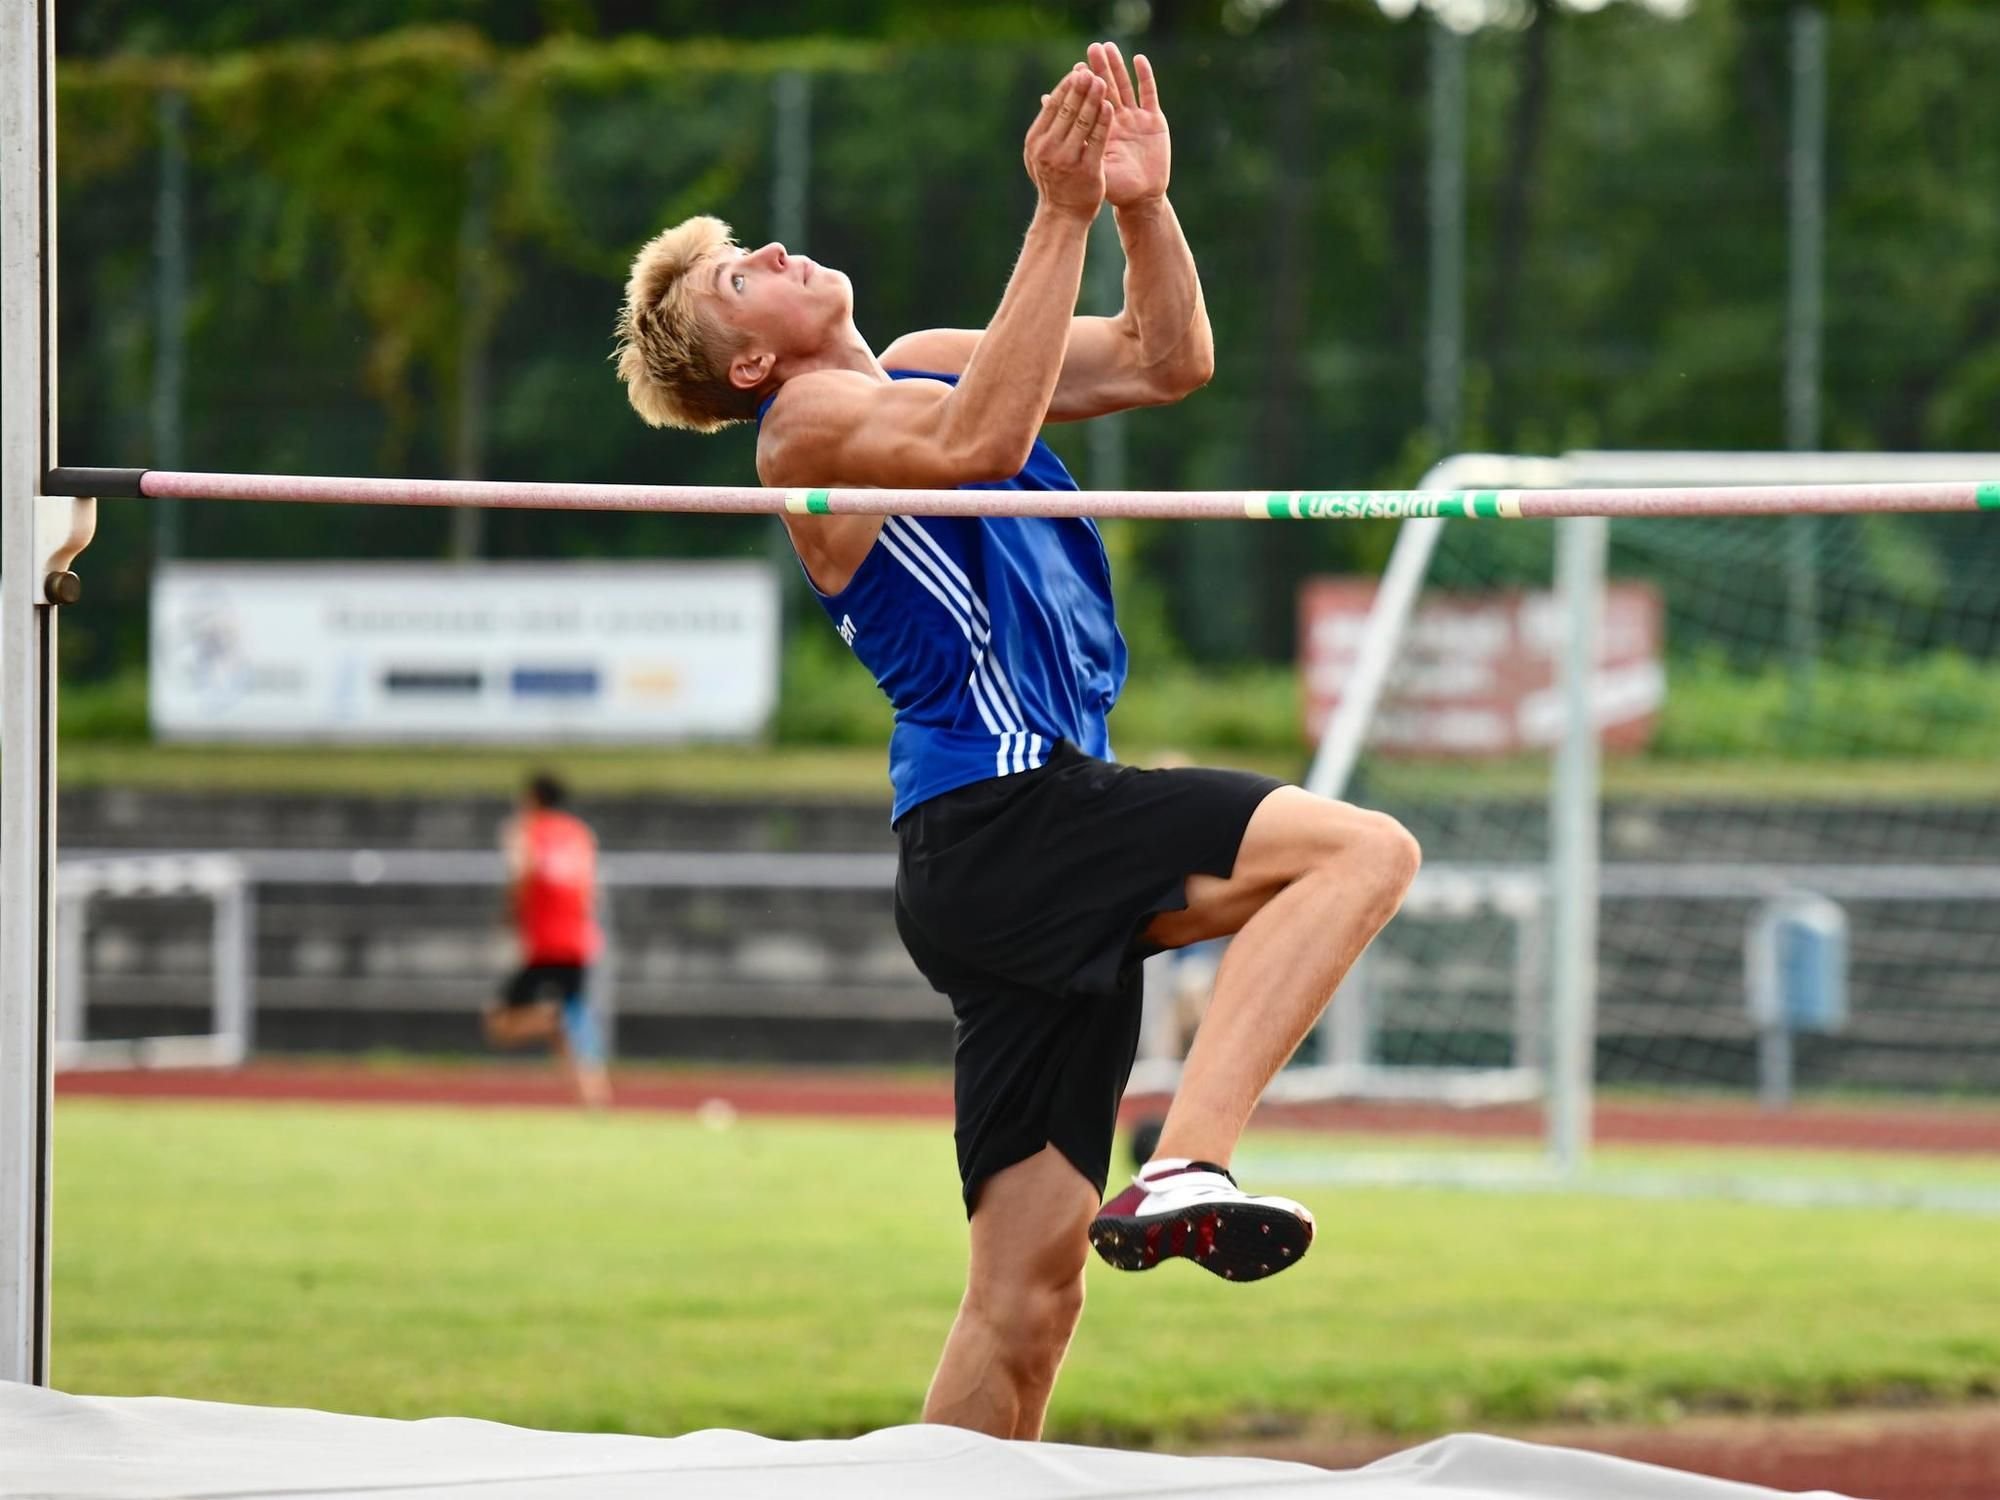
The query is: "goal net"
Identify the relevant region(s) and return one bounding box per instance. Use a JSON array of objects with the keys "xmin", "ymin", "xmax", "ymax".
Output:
[{"xmin": 1267, "ymin": 451, "xmax": 2000, "ymax": 1204}]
